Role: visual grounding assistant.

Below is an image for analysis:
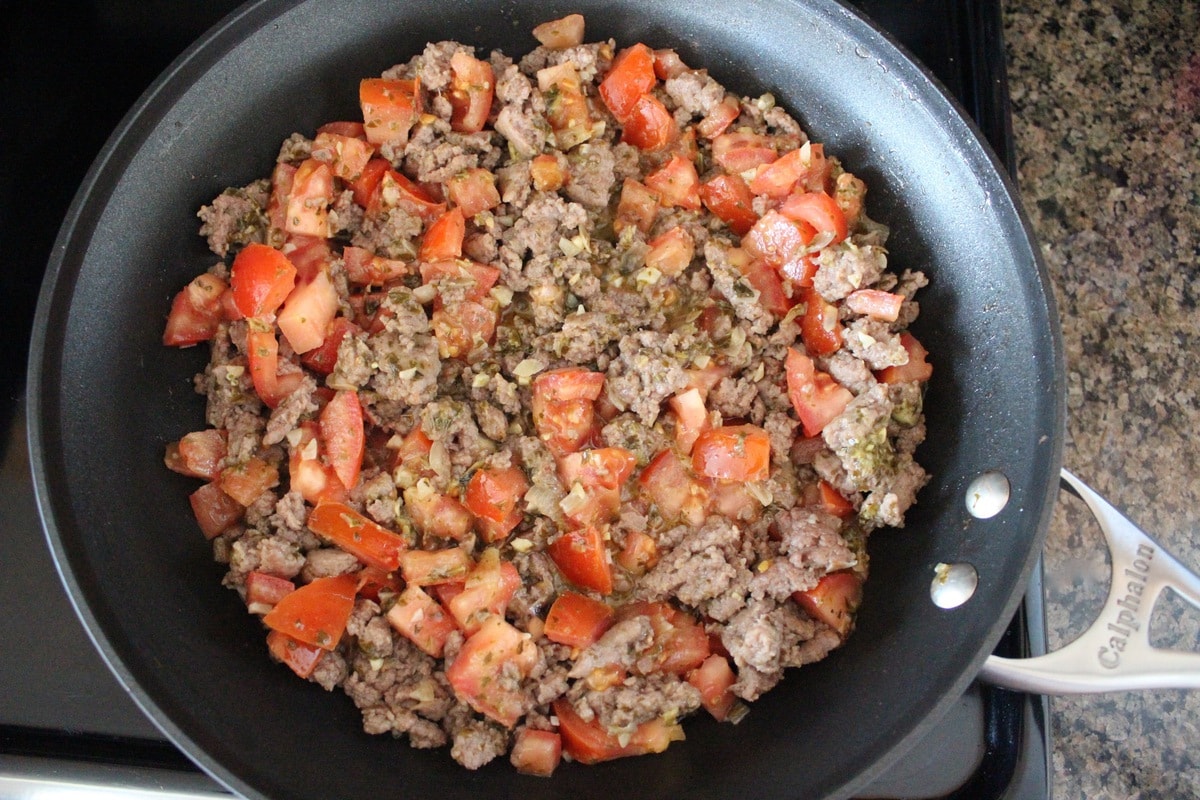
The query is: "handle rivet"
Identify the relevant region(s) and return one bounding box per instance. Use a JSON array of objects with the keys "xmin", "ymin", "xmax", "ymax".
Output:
[
  {"xmin": 965, "ymin": 470, "xmax": 1010, "ymax": 519},
  {"xmin": 931, "ymin": 562, "xmax": 978, "ymax": 608}
]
